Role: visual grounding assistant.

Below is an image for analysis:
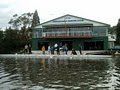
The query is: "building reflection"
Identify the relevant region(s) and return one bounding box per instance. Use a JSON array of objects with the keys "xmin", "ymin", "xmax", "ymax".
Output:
[
  {"xmin": 1, "ymin": 57, "xmax": 120, "ymax": 89},
  {"xmin": 40, "ymin": 58, "xmax": 46, "ymax": 69}
]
